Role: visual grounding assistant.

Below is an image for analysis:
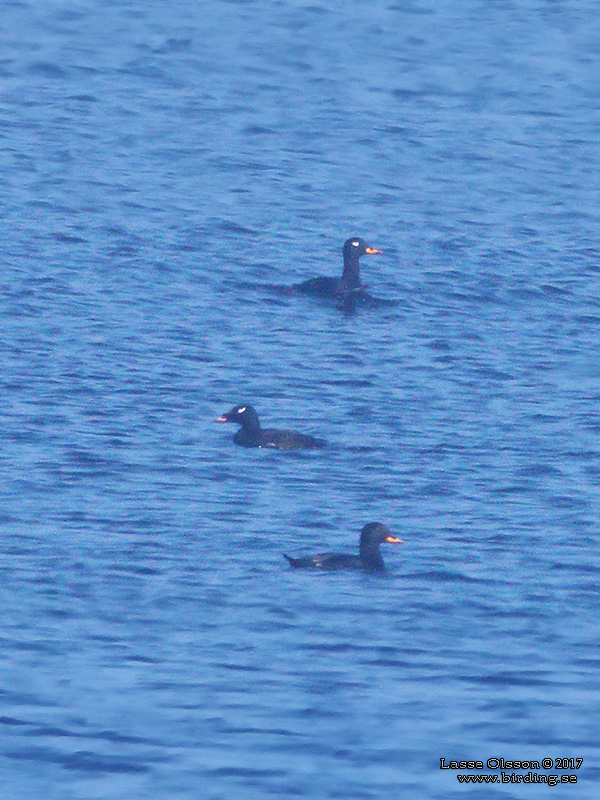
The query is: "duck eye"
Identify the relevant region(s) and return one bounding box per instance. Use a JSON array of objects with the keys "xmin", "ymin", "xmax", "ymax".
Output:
[
  {"xmin": 352, "ymin": 240, "xmax": 359, "ymax": 247},
  {"xmin": 238, "ymin": 406, "xmax": 246, "ymax": 413}
]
